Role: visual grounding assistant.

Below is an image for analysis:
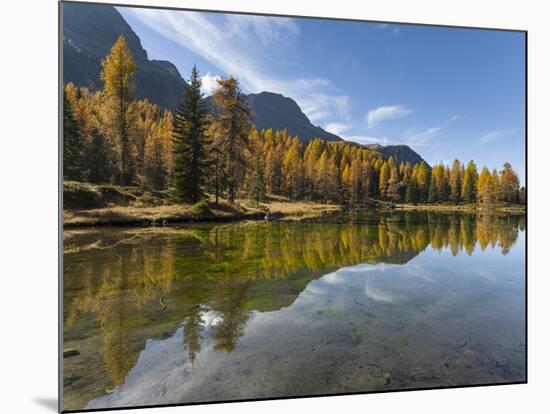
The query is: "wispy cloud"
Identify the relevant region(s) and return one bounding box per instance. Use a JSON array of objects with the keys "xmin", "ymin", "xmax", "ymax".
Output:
[
  {"xmin": 303, "ymin": 94, "xmax": 350, "ymax": 125},
  {"xmin": 354, "ymin": 136, "xmax": 396, "ymax": 146},
  {"xmin": 407, "ymin": 127, "xmax": 442, "ymax": 146},
  {"xmin": 480, "ymin": 128, "xmax": 518, "ymax": 144},
  {"xmin": 343, "ymin": 133, "xmax": 397, "ymax": 146},
  {"xmin": 125, "ymin": 8, "xmax": 349, "ymax": 125},
  {"xmin": 403, "ymin": 115, "xmax": 461, "ymax": 147},
  {"xmin": 367, "ymin": 105, "xmax": 412, "ymax": 128},
  {"xmin": 225, "ymin": 14, "xmax": 300, "ymax": 46},
  {"xmin": 124, "ymin": 8, "xmax": 291, "ymax": 92},
  {"xmin": 339, "ymin": 113, "xmax": 460, "ymax": 148}
]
